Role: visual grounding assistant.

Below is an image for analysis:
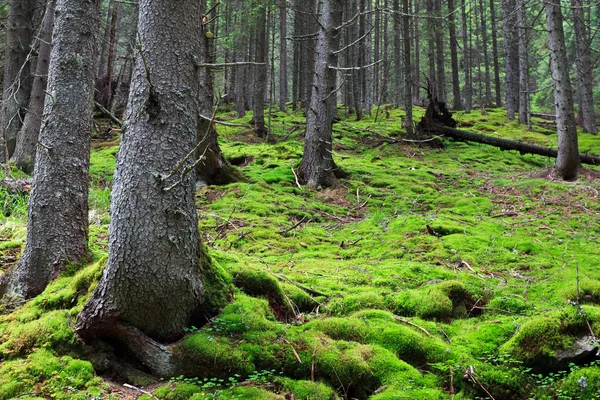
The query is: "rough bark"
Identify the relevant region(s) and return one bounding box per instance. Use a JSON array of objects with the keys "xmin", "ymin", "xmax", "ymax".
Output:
[
  {"xmin": 1, "ymin": 0, "xmax": 98, "ymax": 299},
  {"xmin": 516, "ymin": 0, "xmax": 529, "ymax": 125},
  {"xmin": 253, "ymin": 1, "xmax": 267, "ymax": 137},
  {"xmin": 448, "ymin": 0, "xmax": 461, "ymax": 110},
  {"xmin": 544, "ymin": 0, "xmax": 581, "ymax": 180},
  {"xmin": 0, "ymin": 0, "xmax": 37, "ymax": 161},
  {"xmin": 433, "ymin": 0, "xmax": 446, "ymax": 103},
  {"xmin": 412, "ymin": 0, "xmax": 420, "ymax": 104},
  {"xmin": 403, "ymin": 0, "xmax": 414, "ymax": 136},
  {"xmin": 299, "ymin": 0, "xmax": 343, "ymax": 188},
  {"xmin": 462, "ymin": 0, "xmax": 472, "ymax": 112},
  {"xmin": 479, "ymin": 0, "xmax": 491, "ymax": 106},
  {"xmin": 502, "ymin": 0, "xmax": 519, "ymax": 120},
  {"xmin": 571, "ymin": 0, "xmax": 597, "ymax": 134},
  {"xmin": 234, "ymin": 0, "xmax": 246, "ymax": 118},
  {"xmin": 351, "ymin": 0, "xmax": 363, "ymax": 121},
  {"xmin": 393, "ymin": 0, "xmax": 402, "ymax": 107},
  {"xmin": 279, "ymin": 0, "xmax": 288, "ymax": 112},
  {"xmin": 426, "ymin": 0, "xmax": 437, "ymax": 100},
  {"xmin": 12, "ymin": 0, "xmax": 55, "ymax": 173},
  {"xmin": 196, "ymin": 3, "xmax": 242, "ymax": 187},
  {"xmin": 489, "ymin": 0, "xmax": 502, "ymax": 107},
  {"xmin": 76, "ymin": 0, "xmax": 210, "ymax": 342}
]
